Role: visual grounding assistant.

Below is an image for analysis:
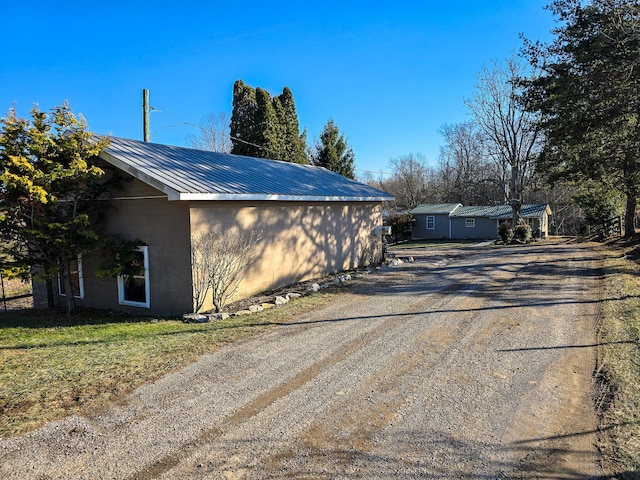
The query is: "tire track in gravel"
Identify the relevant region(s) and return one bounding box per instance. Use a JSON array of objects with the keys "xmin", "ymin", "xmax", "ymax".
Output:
[
  {"xmin": 153, "ymin": 251, "xmax": 524, "ymax": 478},
  {"xmin": 129, "ymin": 264, "xmax": 492, "ymax": 479},
  {"xmin": 258, "ymin": 260, "xmax": 519, "ymax": 478},
  {"xmin": 202, "ymin": 243, "xmax": 601, "ymax": 479}
]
